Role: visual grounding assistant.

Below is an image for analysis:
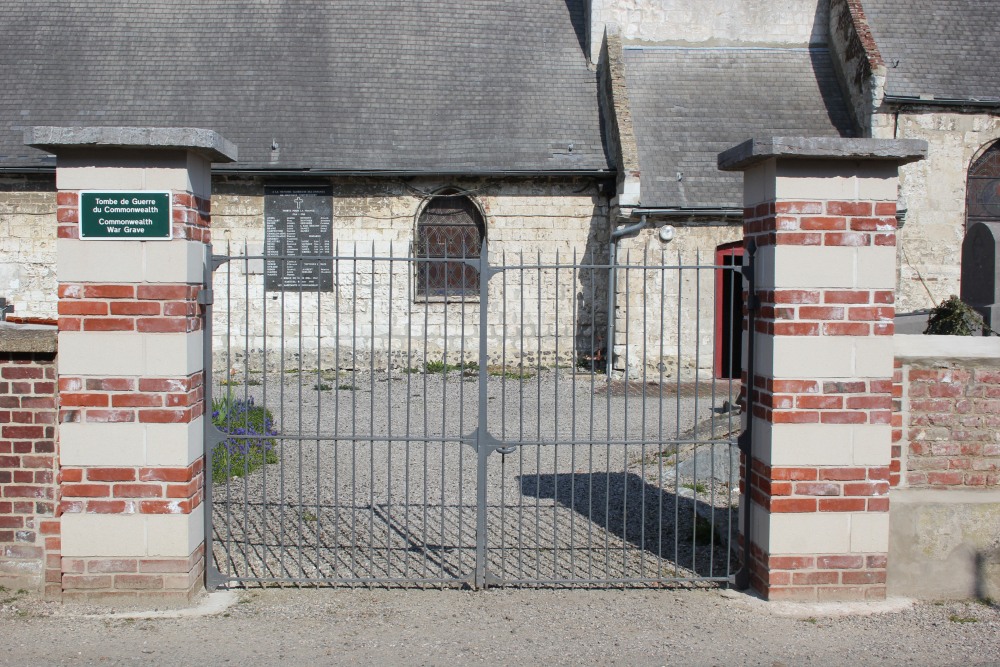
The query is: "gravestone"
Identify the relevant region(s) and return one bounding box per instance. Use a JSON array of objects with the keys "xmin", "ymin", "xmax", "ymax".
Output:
[{"xmin": 961, "ymin": 221, "xmax": 1000, "ymax": 330}]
